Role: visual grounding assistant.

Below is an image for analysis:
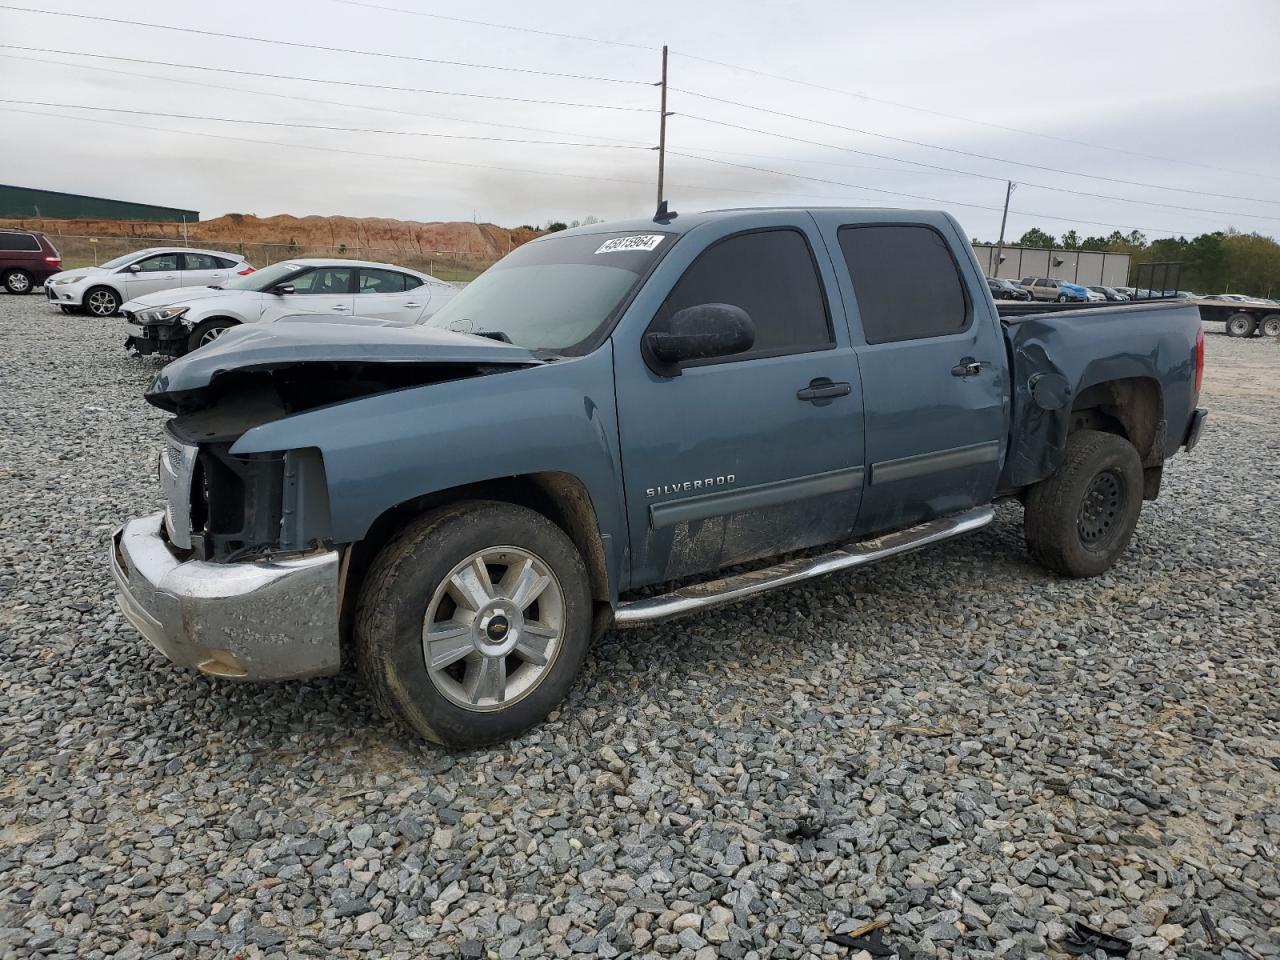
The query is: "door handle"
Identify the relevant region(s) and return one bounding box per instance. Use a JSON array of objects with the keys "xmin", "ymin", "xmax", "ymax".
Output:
[
  {"xmin": 797, "ymin": 377, "xmax": 851, "ymax": 405},
  {"xmin": 331, "ymin": 305, "xmax": 351, "ymax": 311},
  {"xmin": 951, "ymin": 358, "xmax": 985, "ymax": 377},
  {"xmin": 403, "ymin": 302, "xmax": 423, "ymax": 308}
]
